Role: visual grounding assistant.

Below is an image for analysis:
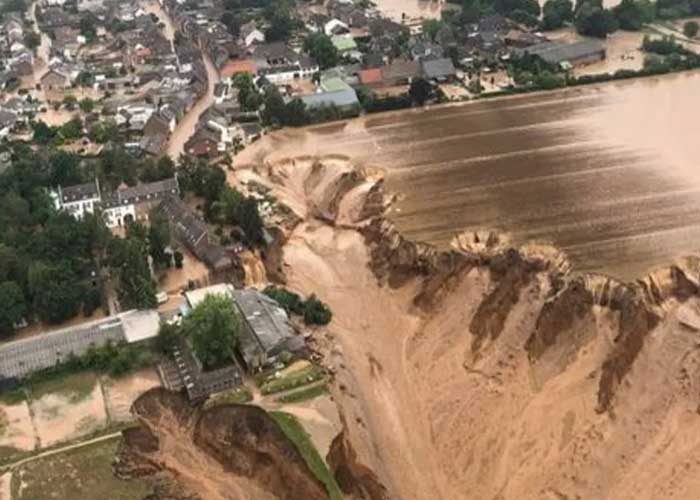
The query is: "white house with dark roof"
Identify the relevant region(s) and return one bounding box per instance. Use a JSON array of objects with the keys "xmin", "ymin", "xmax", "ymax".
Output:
[
  {"xmin": 241, "ymin": 21, "xmax": 265, "ymax": 47},
  {"xmin": 52, "ymin": 177, "xmax": 180, "ymax": 228}
]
